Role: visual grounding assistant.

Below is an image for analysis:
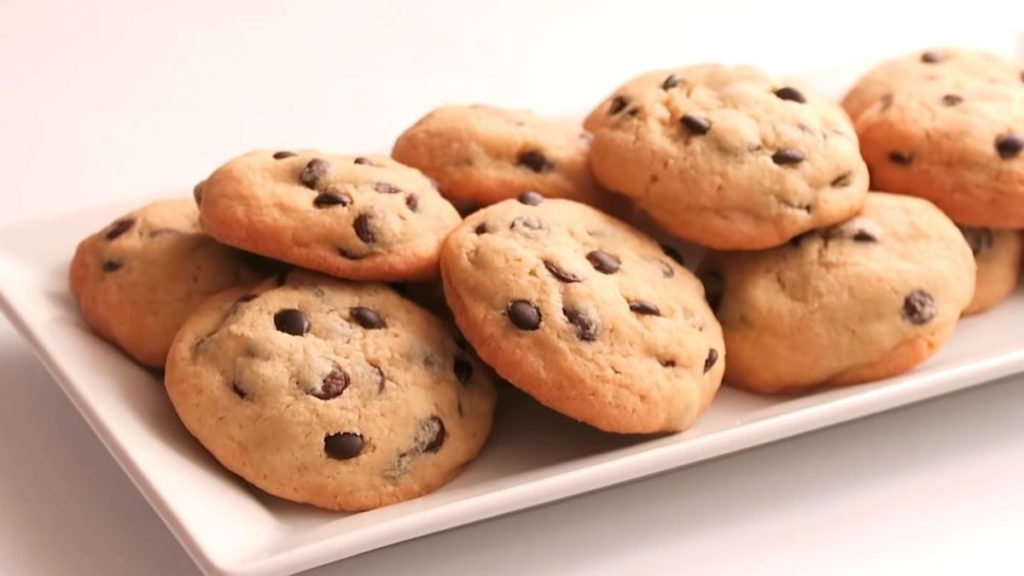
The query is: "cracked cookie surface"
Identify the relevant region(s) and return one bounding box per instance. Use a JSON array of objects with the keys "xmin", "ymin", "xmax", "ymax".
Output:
[
  {"xmin": 585, "ymin": 64, "xmax": 868, "ymax": 250},
  {"xmin": 440, "ymin": 194, "xmax": 723, "ymax": 434},
  {"xmin": 700, "ymin": 192, "xmax": 975, "ymax": 394},
  {"xmin": 69, "ymin": 198, "xmax": 264, "ymax": 367},
  {"xmin": 392, "ymin": 104, "xmax": 613, "ymax": 210},
  {"xmin": 164, "ymin": 270, "xmax": 496, "ymax": 512},
  {"xmin": 196, "ymin": 150, "xmax": 461, "ymax": 281},
  {"xmin": 842, "ymin": 47, "xmax": 1024, "ymax": 228}
]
